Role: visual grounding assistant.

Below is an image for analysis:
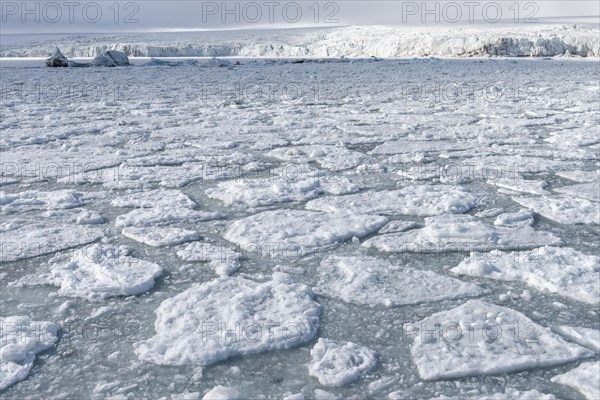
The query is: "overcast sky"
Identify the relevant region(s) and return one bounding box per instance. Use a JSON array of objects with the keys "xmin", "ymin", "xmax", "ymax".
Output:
[{"xmin": 1, "ymin": 1, "xmax": 598, "ymax": 34}]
